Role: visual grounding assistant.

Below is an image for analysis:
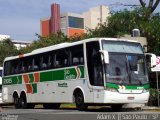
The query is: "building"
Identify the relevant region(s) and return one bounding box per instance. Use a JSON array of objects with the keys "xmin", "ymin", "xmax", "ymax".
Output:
[
  {"xmin": 41, "ymin": 17, "xmax": 51, "ymax": 36},
  {"xmin": 0, "ymin": 35, "xmax": 30, "ymax": 50},
  {"xmin": 83, "ymin": 5, "xmax": 110, "ymax": 31},
  {"xmin": 12, "ymin": 40, "xmax": 30, "ymax": 50},
  {"xmin": 51, "ymin": 3, "xmax": 60, "ymax": 33},
  {"xmin": 0, "ymin": 35, "xmax": 10, "ymax": 41},
  {"xmin": 60, "ymin": 13, "xmax": 84, "ymax": 37},
  {"xmin": 41, "ymin": 3, "xmax": 110, "ymax": 37},
  {"xmin": 41, "ymin": 3, "xmax": 60, "ymax": 36}
]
